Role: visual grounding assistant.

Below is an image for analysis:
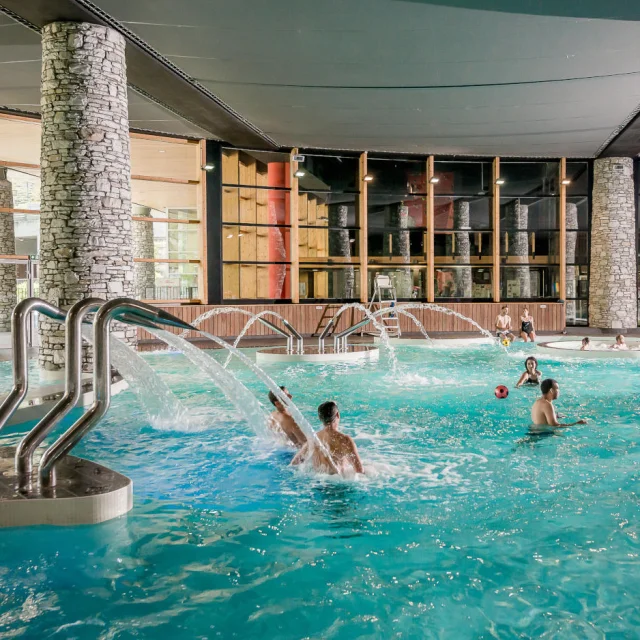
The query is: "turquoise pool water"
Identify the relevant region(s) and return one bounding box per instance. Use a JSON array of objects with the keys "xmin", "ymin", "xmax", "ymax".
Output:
[{"xmin": 1, "ymin": 344, "xmax": 640, "ymax": 638}]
